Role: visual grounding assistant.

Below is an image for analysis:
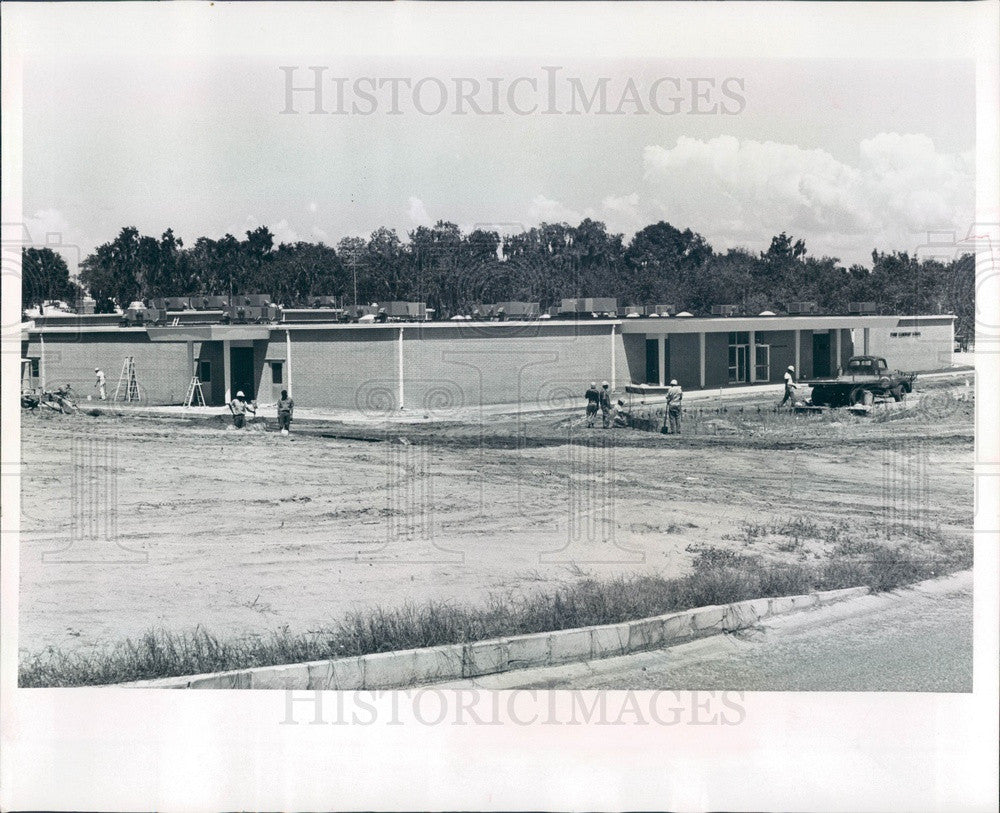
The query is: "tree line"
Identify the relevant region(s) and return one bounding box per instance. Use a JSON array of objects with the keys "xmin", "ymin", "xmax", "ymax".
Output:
[{"xmin": 20, "ymin": 219, "xmax": 975, "ymax": 337}]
